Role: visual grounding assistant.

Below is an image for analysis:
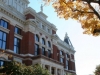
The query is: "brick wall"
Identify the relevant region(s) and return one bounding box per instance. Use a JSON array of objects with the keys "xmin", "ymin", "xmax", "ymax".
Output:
[
  {"xmin": 52, "ymin": 45, "xmax": 58, "ymax": 60},
  {"xmin": 6, "ymin": 23, "xmax": 14, "ymax": 50},
  {"xmin": 21, "ymin": 31, "xmax": 35, "ymax": 54}
]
